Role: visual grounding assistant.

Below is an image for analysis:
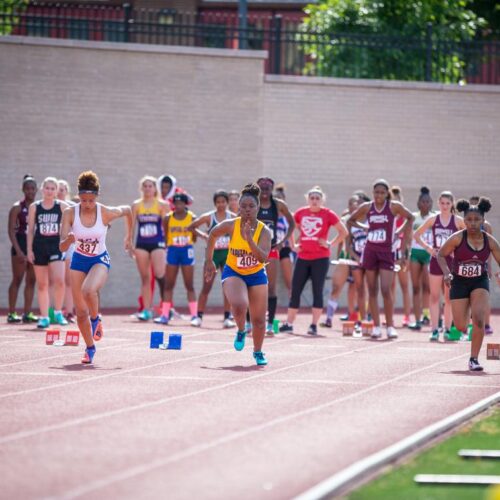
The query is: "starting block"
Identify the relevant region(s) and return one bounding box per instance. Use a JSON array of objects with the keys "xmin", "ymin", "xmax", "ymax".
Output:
[
  {"xmin": 487, "ymin": 343, "xmax": 500, "ymax": 360},
  {"xmin": 64, "ymin": 330, "xmax": 80, "ymax": 346},
  {"xmin": 342, "ymin": 321, "xmax": 355, "ymax": 336},
  {"xmin": 46, "ymin": 329, "xmax": 60, "ymax": 345},
  {"xmin": 150, "ymin": 331, "xmax": 164, "ymax": 349},
  {"xmin": 167, "ymin": 333, "xmax": 183, "ymax": 350},
  {"xmin": 361, "ymin": 321, "xmax": 374, "ymax": 337}
]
